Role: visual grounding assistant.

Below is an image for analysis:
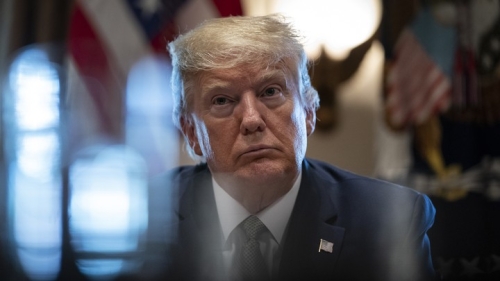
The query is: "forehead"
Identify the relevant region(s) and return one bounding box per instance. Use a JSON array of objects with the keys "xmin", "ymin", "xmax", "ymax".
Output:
[
  {"xmin": 197, "ymin": 59, "xmax": 299, "ymax": 92},
  {"xmin": 201, "ymin": 67, "xmax": 282, "ymax": 90}
]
